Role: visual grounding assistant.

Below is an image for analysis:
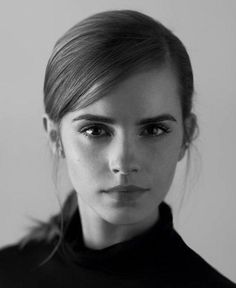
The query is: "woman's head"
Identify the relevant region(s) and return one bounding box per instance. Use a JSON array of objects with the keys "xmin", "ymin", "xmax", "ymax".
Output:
[{"xmin": 43, "ymin": 10, "xmax": 197, "ymax": 225}]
